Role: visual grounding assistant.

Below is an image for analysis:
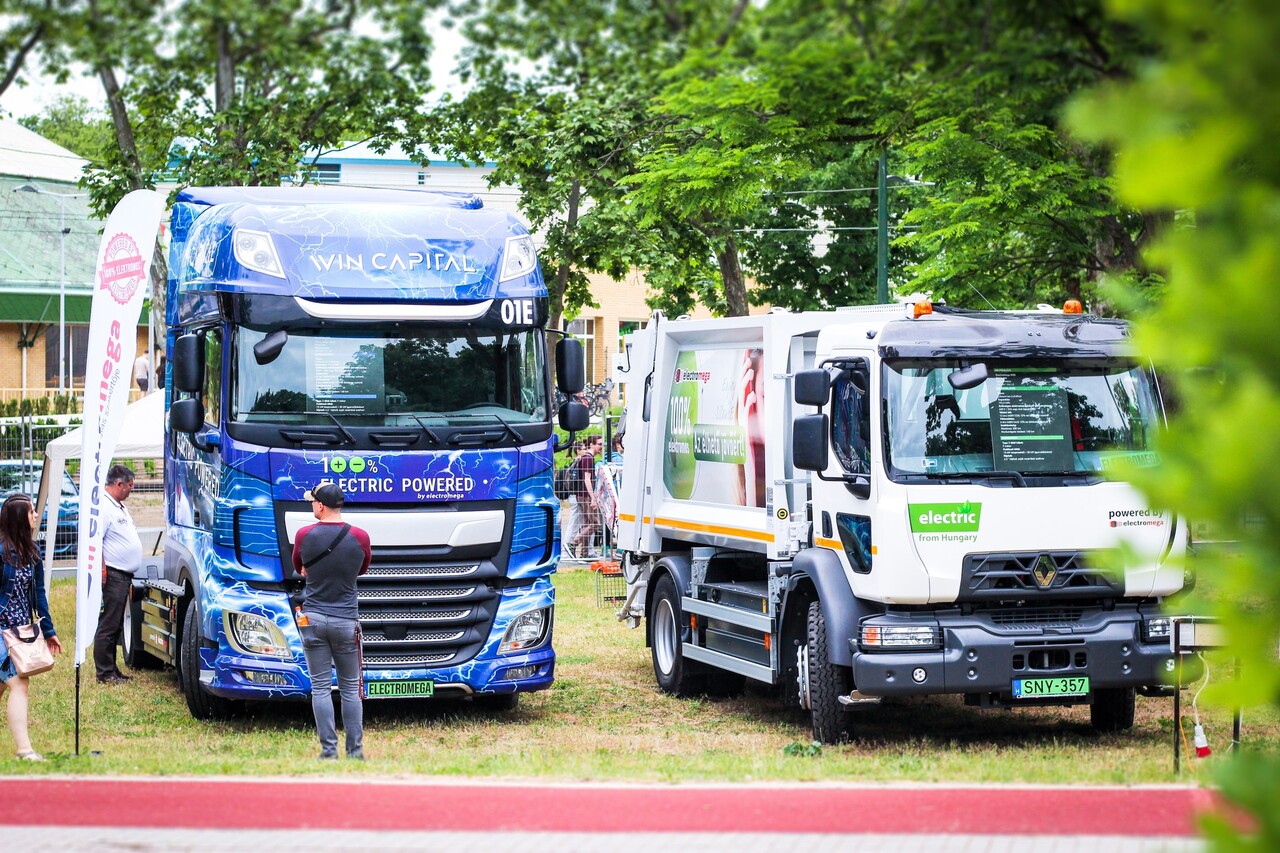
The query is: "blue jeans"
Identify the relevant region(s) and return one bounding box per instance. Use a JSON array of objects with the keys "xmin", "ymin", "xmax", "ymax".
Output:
[{"xmin": 300, "ymin": 612, "xmax": 363, "ymax": 757}]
